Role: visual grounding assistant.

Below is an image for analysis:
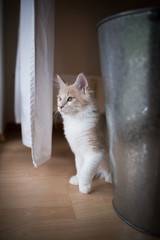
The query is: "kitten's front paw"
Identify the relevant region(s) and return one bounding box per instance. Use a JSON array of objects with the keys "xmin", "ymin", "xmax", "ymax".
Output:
[
  {"xmin": 79, "ymin": 183, "xmax": 92, "ymax": 194},
  {"xmin": 69, "ymin": 175, "xmax": 79, "ymax": 186},
  {"xmin": 105, "ymin": 173, "xmax": 112, "ymax": 184}
]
